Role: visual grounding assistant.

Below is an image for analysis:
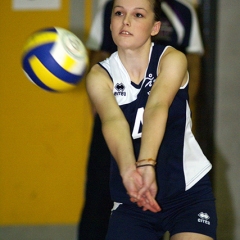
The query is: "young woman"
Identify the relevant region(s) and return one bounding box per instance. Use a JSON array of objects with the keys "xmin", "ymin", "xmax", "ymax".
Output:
[{"xmin": 86, "ymin": 0, "xmax": 217, "ymax": 239}]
